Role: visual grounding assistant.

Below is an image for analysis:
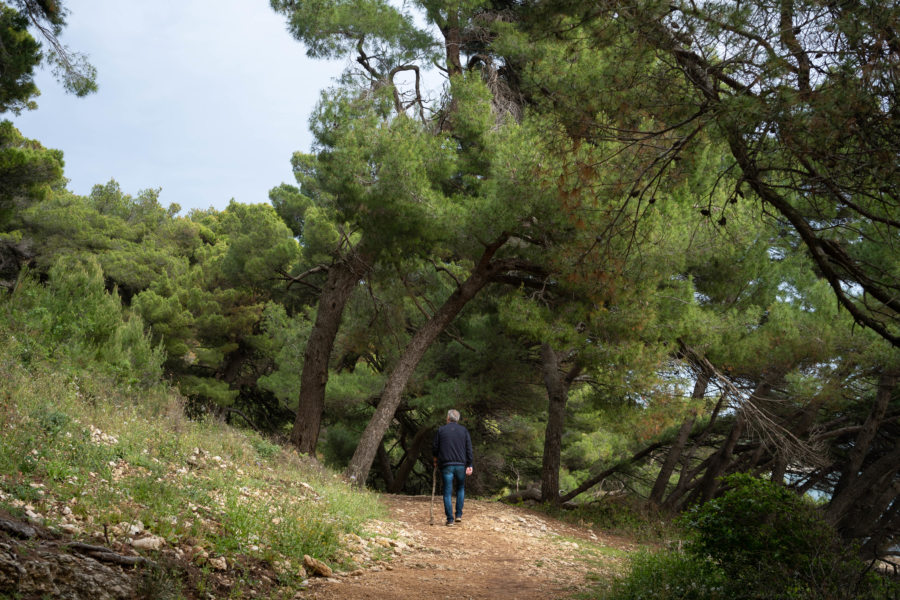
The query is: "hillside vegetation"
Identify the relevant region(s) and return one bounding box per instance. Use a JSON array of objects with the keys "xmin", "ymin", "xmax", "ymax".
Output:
[{"xmin": 0, "ymin": 270, "xmax": 385, "ymax": 598}]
